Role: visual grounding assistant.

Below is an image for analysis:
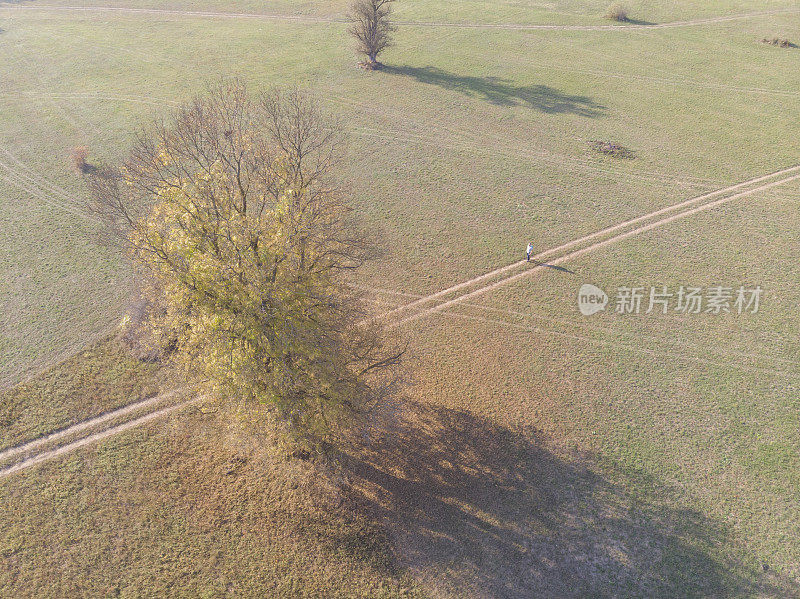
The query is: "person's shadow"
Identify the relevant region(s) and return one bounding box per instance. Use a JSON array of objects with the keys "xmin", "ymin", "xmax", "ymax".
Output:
[
  {"xmin": 337, "ymin": 400, "xmax": 796, "ymax": 597},
  {"xmin": 385, "ymin": 65, "xmax": 605, "ymax": 117}
]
